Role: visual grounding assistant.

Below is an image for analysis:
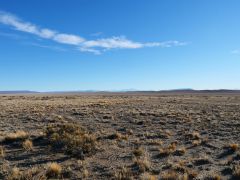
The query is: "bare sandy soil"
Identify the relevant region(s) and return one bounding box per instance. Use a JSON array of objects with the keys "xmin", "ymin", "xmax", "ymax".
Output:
[{"xmin": 0, "ymin": 93, "xmax": 240, "ymax": 179}]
